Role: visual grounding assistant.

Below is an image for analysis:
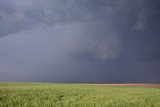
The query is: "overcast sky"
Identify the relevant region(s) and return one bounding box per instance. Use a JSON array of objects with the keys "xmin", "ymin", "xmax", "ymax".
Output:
[{"xmin": 0, "ymin": 0, "xmax": 160, "ymax": 83}]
